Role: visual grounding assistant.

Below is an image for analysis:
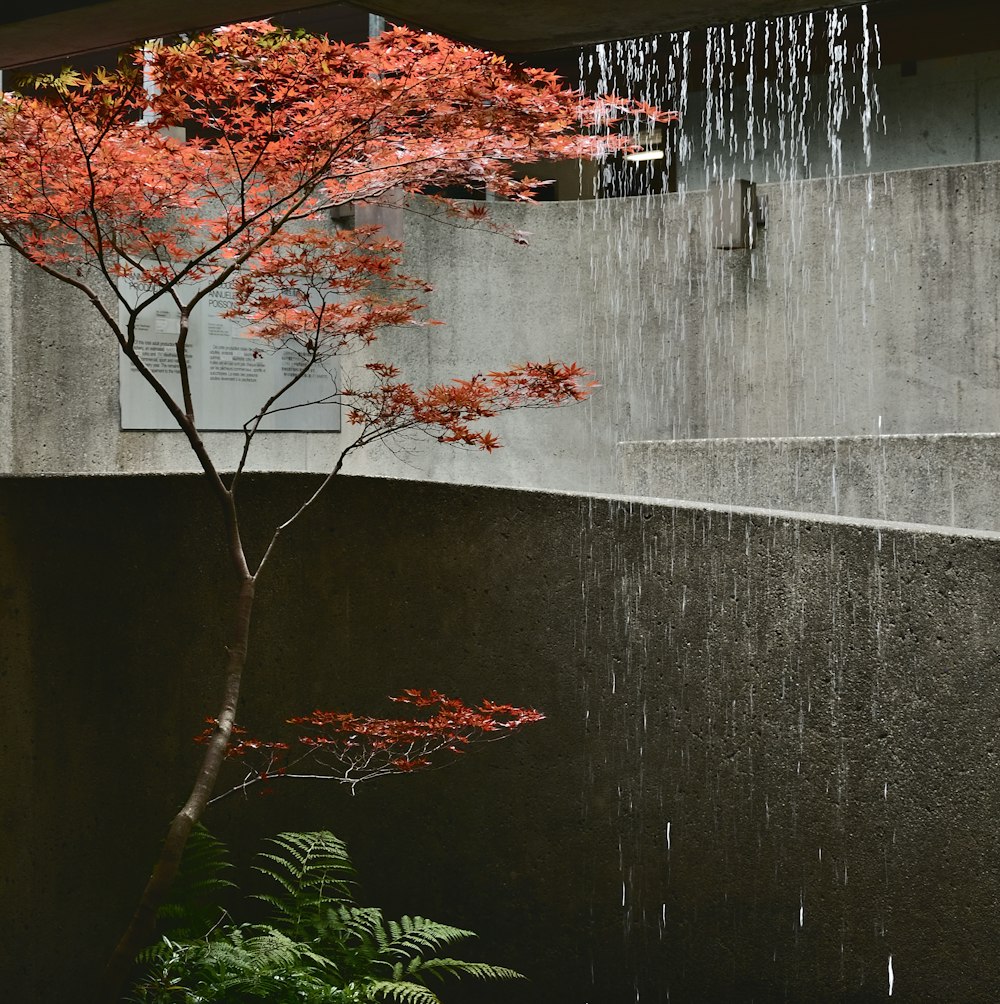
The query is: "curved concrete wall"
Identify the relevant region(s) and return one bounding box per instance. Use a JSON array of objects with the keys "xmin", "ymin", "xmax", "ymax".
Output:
[
  {"xmin": 5, "ymin": 160, "xmax": 1000, "ymax": 514},
  {"xmin": 4, "ymin": 473, "xmax": 1000, "ymax": 1002},
  {"xmin": 350, "ymin": 161, "xmax": 1000, "ymax": 498}
]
